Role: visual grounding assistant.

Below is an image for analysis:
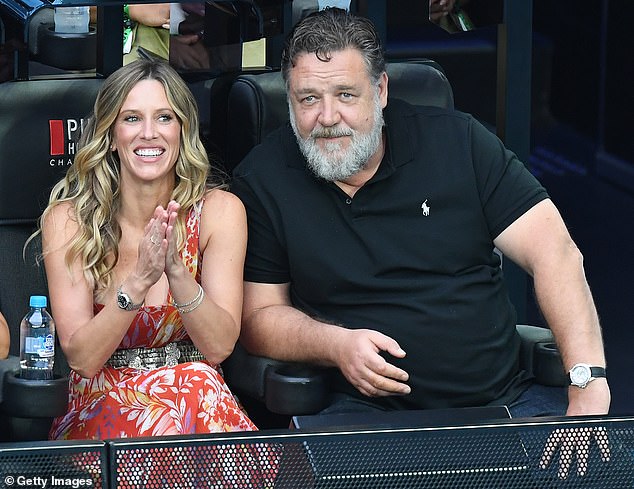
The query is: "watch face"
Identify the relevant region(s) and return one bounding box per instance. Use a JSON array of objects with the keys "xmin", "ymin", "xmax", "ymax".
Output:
[
  {"xmin": 570, "ymin": 365, "xmax": 591, "ymax": 385},
  {"xmin": 117, "ymin": 292, "xmax": 130, "ymax": 310}
]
